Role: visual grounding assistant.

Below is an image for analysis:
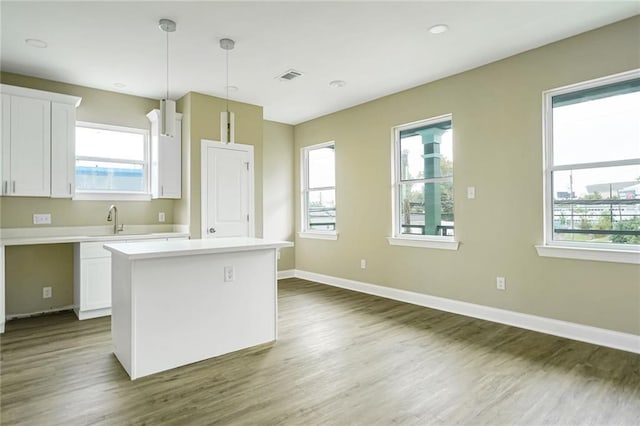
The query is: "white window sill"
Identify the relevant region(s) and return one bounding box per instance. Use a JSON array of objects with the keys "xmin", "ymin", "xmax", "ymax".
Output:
[
  {"xmin": 535, "ymin": 245, "xmax": 640, "ymax": 265},
  {"xmin": 73, "ymin": 192, "xmax": 152, "ymax": 201},
  {"xmin": 298, "ymin": 231, "xmax": 339, "ymax": 241},
  {"xmin": 387, "ymin": 236, "xmax": 459, "ymax": 251}
]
